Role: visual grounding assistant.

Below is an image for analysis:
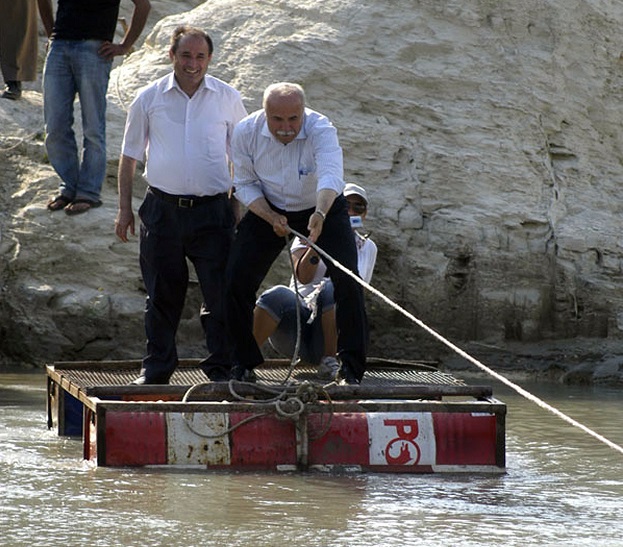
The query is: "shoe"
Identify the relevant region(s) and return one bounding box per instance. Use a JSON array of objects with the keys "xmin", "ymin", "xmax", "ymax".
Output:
[
  {"xmin": 130, "ymin": 374, "xmax": 170, "ymax": 385},
  {"xmin": 338, "ymin": 365, "xmax": 361, "ymax": 385},
  {"xmin": 202, "ymin": 366, "xmax": 230, "ymax": 382},
  {"xmin": 47, "ymin": 194, "xmax": 73, "ymax": 211},
  {"xmin": 2, "ymin": 81, "xmax": 22, "ymax": 100},
  {"xmin": 230, "ymin": 364, "xmax": 257, "ymax": 383},
  {"xmin": 317, "ymin": 355, "xmax": 341, "ymax": 381},
  {"xmin": 64, "ymin": 198, "xmax": 103, "ymax": 215}
]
